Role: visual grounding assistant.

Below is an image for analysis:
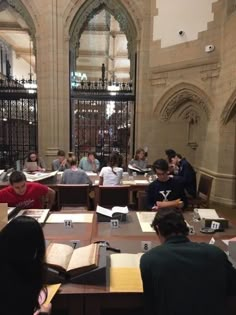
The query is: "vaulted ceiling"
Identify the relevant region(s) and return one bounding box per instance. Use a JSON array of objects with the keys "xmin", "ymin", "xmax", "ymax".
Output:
[{"xmin": 0, "ymin": 5, "xmax": 130, "ymax": 82}]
